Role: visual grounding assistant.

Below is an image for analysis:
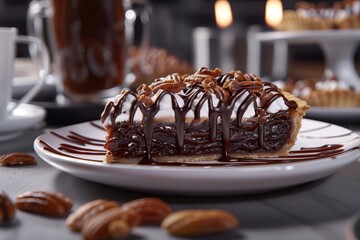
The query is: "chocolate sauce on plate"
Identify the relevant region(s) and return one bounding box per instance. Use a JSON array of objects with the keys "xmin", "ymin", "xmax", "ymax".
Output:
[{"xmin": 38, "ymin": 127, "xmax": 358, "ymax": 166}]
